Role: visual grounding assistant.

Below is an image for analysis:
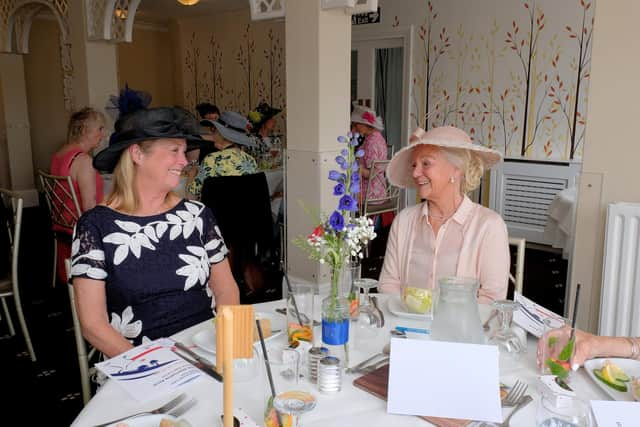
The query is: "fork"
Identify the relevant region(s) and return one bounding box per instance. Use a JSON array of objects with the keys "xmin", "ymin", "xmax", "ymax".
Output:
[
  {"xmin": 94, "ymin": 393, "xmax": 187, "ymax": 426},
  {"xmin": 502, "ymin": 380, "xmax": 528, "ymax": 407},
  {"xmin": 167, "ymin": 397, "xmax": 197, "ymax": 418}
]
